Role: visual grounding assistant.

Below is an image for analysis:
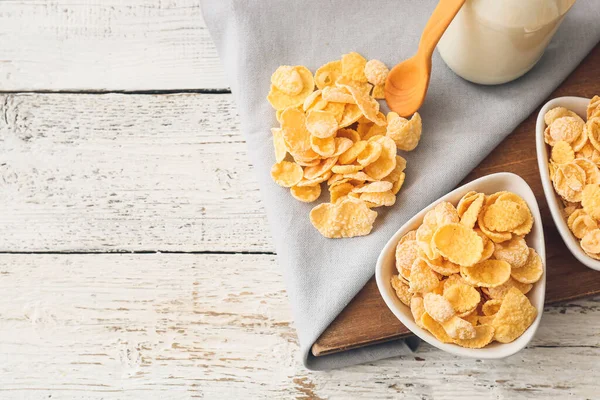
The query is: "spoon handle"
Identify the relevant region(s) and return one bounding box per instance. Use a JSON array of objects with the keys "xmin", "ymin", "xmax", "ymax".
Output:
[{"xmin": 418, "ymin": 0, "xmax": 466, "ymax": 59}]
